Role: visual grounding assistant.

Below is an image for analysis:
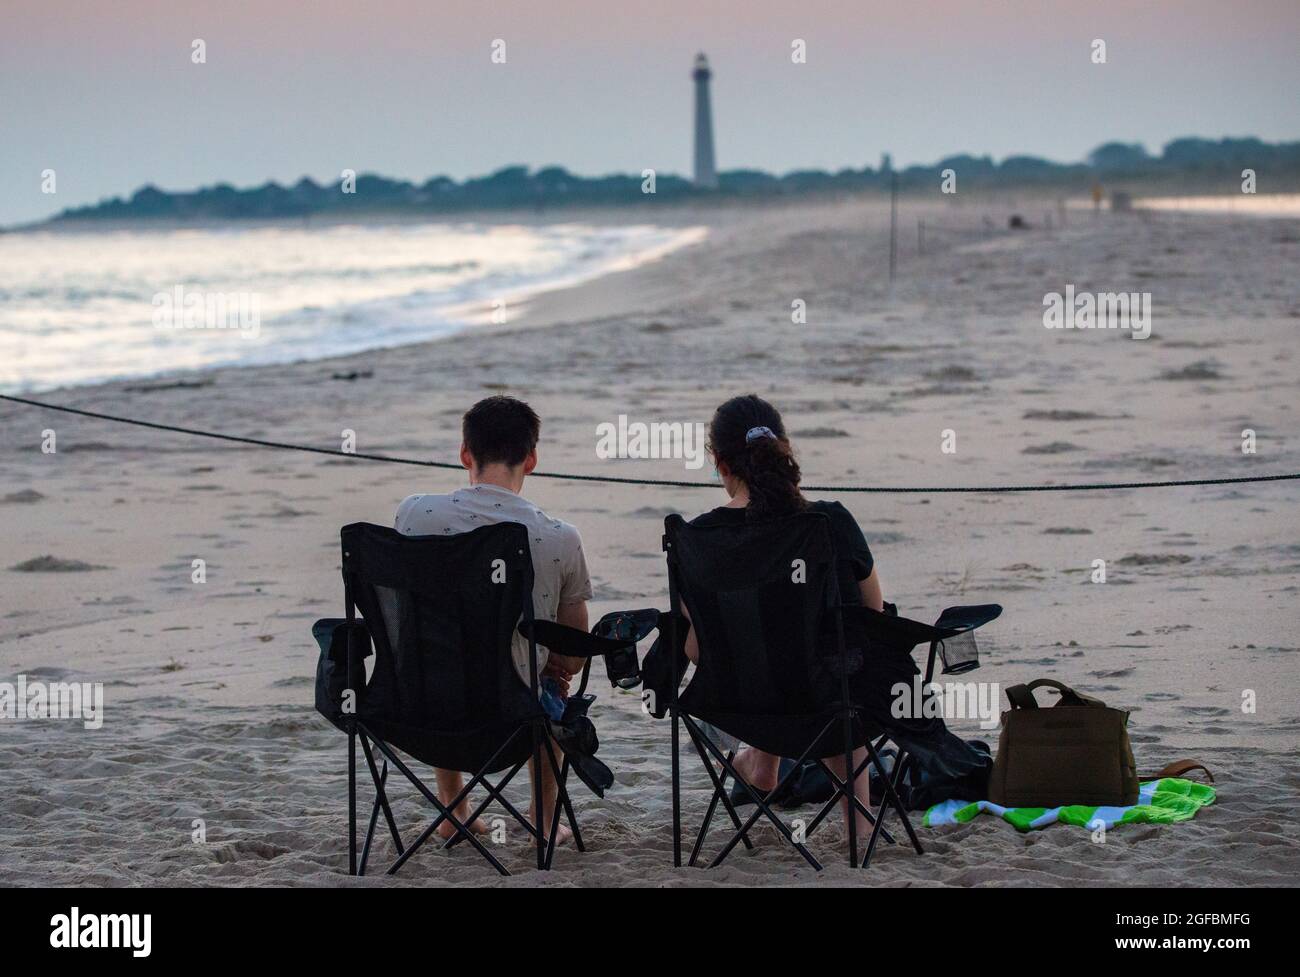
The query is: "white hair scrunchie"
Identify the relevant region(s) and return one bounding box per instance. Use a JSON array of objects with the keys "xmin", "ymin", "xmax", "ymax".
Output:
[{"xmin": 745, "ymin": 426, "xmax": 777, "ymax": 443}]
